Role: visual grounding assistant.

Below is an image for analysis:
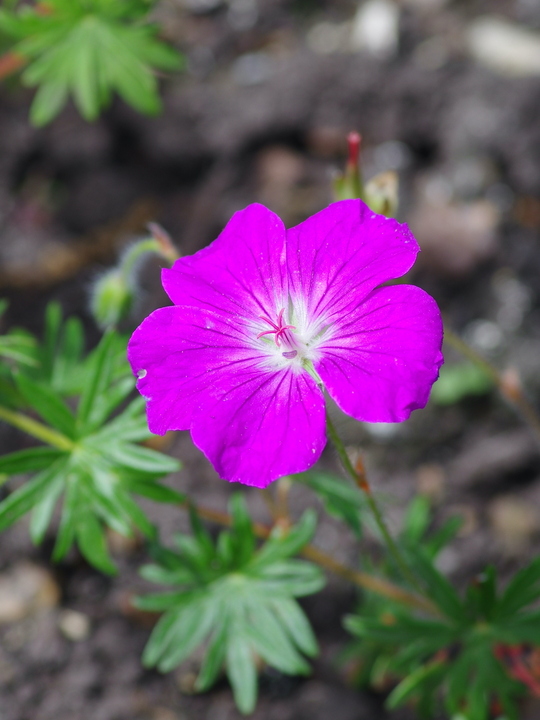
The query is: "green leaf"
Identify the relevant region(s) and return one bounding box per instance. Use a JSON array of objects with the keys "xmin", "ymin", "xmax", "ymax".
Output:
[
  {"xmin": 29, "ymin": 78, "xmax": 69, "ymax": 127},
  {"xmin": 495, "ymin": 557, "xmax": 540, "ymax": 620},
  {"xmin": 142, "ymin": 606, "xmax": 187, "ymax": 667},
  {"xmin": 52, "ymin": 470, "xmax": 81, "ymax": 561},
  {"xmin": 0, "ymin": 446, "xmax": 64, "ymax": 475},
  {"xmin": 402, "ymin": 495, "xmax": 431, "ymax": 544},
  {"xmin": 29, "ymin": 474, "xmax": 64, "ymax": 544},
  {"xmin": 252, "ymin": 509, "xmax": 317, "ymax": 568},
  {"xmin": 431, "ymin": 362, "xmax": 494, "ymax": 405},
  {"xmin": 137, "ymin": 501, "xmax": 322, "ymax": 714},
  {"xmin": 425, "ymin": 515, "xmax": 463, "ymax": 559},
  {"xmin": 15, "ymin": 374, "xmax": 75, "ymax": 438},
  {"xmin": 131, "ymin": 480, "xmax": 186, "ymax": 505},
  {"xmin": 76, "ymin": 511, "xmax": 116, "ymax": 575},
  {"xmin": 101, "ymin": 441, "xmax": 180, "ymax": 474},
  {"xmin": 52, "ymin": 316, "xmax": 84, "ymax": 390},
  {"xmin": 344, "ymin": 614, "xmax": 455, "ymax": 646},
  {"xmin": 157, "ymin": 598, "xmax": 217, "ymax": 672},
  {"xmin": 0, "ymin": 461, "xmax": 65, "ymax": 531},
  {"xmin": 407, "ymin": 548, "xmax": 465, "ymax": 623},
  {"xmin": 97, "ymin": 396, "xmax": 150, "ymax": 442},
  {"xmin": 76, "ymin": 329, "xmax": 116, "ymax": 433},
  {"xmin": 270, "ymin": 597, "xmax": 318, "ymax": 657},
  {"xmin": 387, "ymin": 660, "xmax": 447, "ymax": 709},
  {"xmin": 87, "ymin": 376, "xmax": 135, "ymax": 429},
  {"xmin": 499, "ymin": 609, "xmax": 540, "ymax": 644},
  {"xmin": 196, "ymin": 620, "xmax": 228, "ymax": 691},
  {"xmin": 297, "ymin": 471, "xmax": 363, "ymax": 538},
  {"xmin": 138, "ymin": 563, "xmax": 194, "ymax": 587},
  {"xmin": 257, "ymin": 560, "xmax": 325, "ymax": 596},
  {"xmin": 226, "ymin": 629, "xmax": 257, "ymax": 715},
  {"xmin": 247, "ymin": 603, "xmax": 310, "ymax": 675},
  {"xmin": 229, "ymin": 493, "xmax": 255, "ymax": 565}
]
